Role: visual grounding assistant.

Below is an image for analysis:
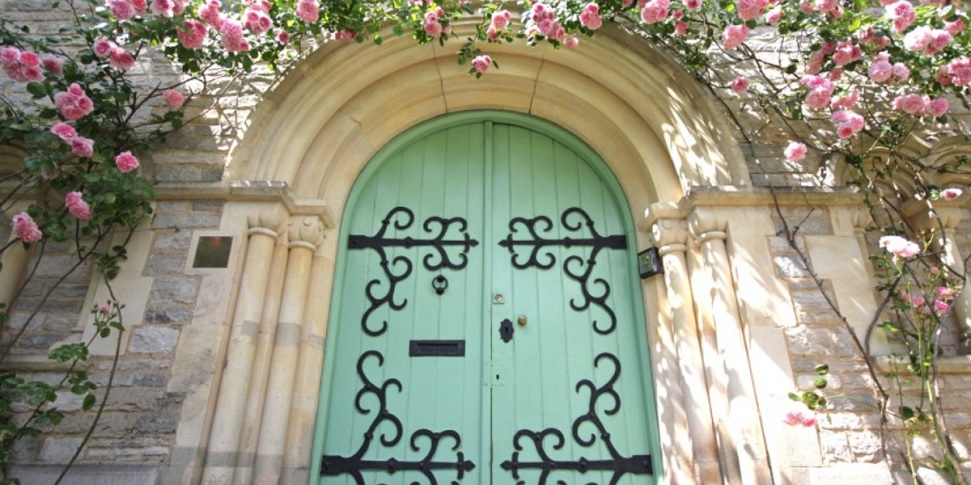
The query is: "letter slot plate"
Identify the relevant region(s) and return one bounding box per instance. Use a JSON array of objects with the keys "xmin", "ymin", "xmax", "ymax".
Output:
[{"xmin": 409, "ymin": 340, "xmax": 466, "ymax": 357}]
